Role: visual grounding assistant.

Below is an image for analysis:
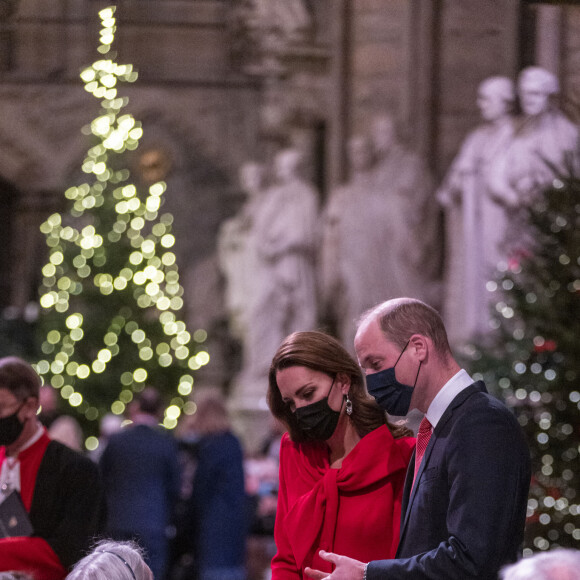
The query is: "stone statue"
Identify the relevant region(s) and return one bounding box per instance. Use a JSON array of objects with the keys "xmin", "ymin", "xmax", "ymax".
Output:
[
  {"xmin": 370, "ymin": 114, "xmax": 441, "ymax": 307},
  {"xmin": 320, "ymin": 135, "xmax": 378, "ymax": 351},
  {"xmin": 436, "ymin": 76, "xmax": 516, "ymax": 344},
  {"xmin": 319, "ymin": 117, "xmax": 441, "ymax": 352},
  {"xmin": 489, "ymin": 66, "xmax": 579, "ymax": 209},
  {"xmin": 248, "ymin": 0, "xmax": 313, "ymax": 43},
  {"xmin": 217, "ymin": 160, "xmax": 267, "ymax": 344},
  {"xmin": 244, "ymin": 147, "xmax": 319, "ymax": 390}
]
